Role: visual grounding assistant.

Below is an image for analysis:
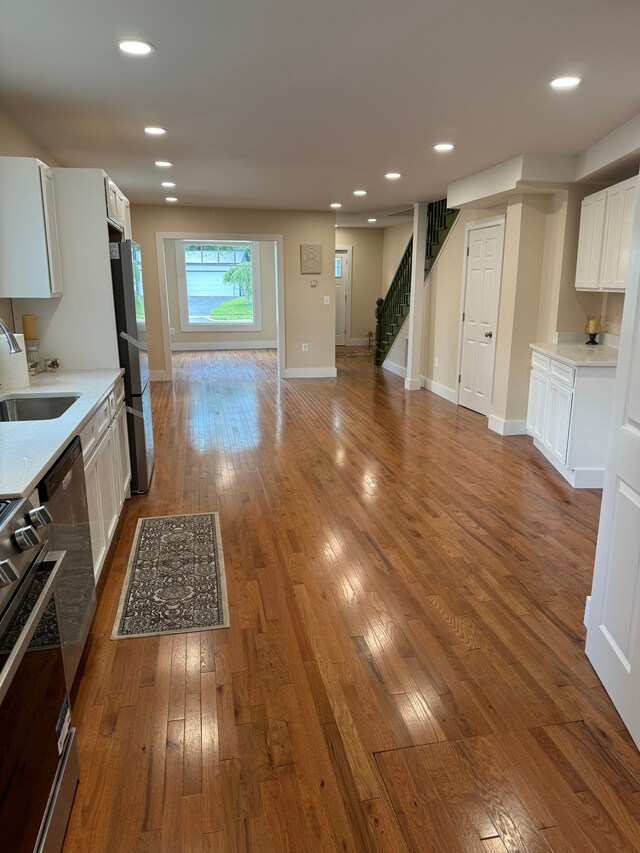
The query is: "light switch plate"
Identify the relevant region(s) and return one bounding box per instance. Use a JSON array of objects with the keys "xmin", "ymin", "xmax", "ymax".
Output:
[{"xmin": 323, "ymin": 295, "xmax": 330, "ymax": 305}]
